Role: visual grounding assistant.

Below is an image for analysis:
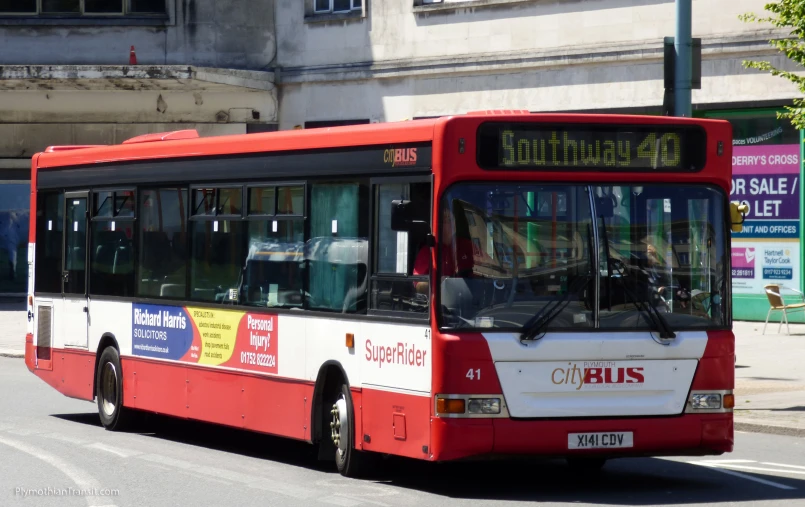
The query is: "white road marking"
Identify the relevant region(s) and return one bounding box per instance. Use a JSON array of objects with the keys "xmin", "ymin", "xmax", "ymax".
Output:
[
  {"xmin": 707, "ymin": 464, "xmax": 805, "ymax": 476},
  {"xmin": 247, "ymin": 480, "xmax": 318, "ymax": 499},
  {"xmin": 138, "ymin": 453, "xmax": 314, "ymax": 499},
  {"xmin": 86, "ymin": 442, "xmax": 142, "ymax": 458},
  {"xmin": 313, "ymin": 479, "xmax": 394, "ymax": 506},
  {"xmin": 41, "ymin": 432, "xmax": 88, "ymax": 445},
  {"xmin": 6, "ymin": 429, "xmax": 44, "ymax": 436},
  {"xmin": 174, "ymin": 468, "xmax": 232, "ymax": 486},
  {"xmin": 0, "ymin": 434, "xmax": 120, "ymax": 506},
  {"xmin": 320, "ymin": 496, "xmax": 364, "ymax": 506},
  {"xmin": 762, "ymin": 462, "xmax": 805, "ymax": 471},
  {"xmin": 697, "ymin": 459, "xmax": 756, "ymax": 464},
  {"xmin": 691, "ymin": 463, "xmax": 796, "ymax": 490}
]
